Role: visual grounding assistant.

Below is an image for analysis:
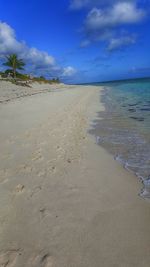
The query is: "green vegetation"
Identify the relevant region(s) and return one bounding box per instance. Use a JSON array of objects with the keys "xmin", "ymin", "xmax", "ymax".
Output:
[
  {"xmin": 3, "ymin": 54, "xmax": 25, "ymax": 78},
  {"xmin": 0, "ymin": 53, "xmax": 60, "ymax": 85},
  {"xmin": 1, "ymin": 69, "xmax": 29, "ymax": 80},
  {"xmin": 32, "ymin": 76, "xmax": 60, "ymax": 84}
]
